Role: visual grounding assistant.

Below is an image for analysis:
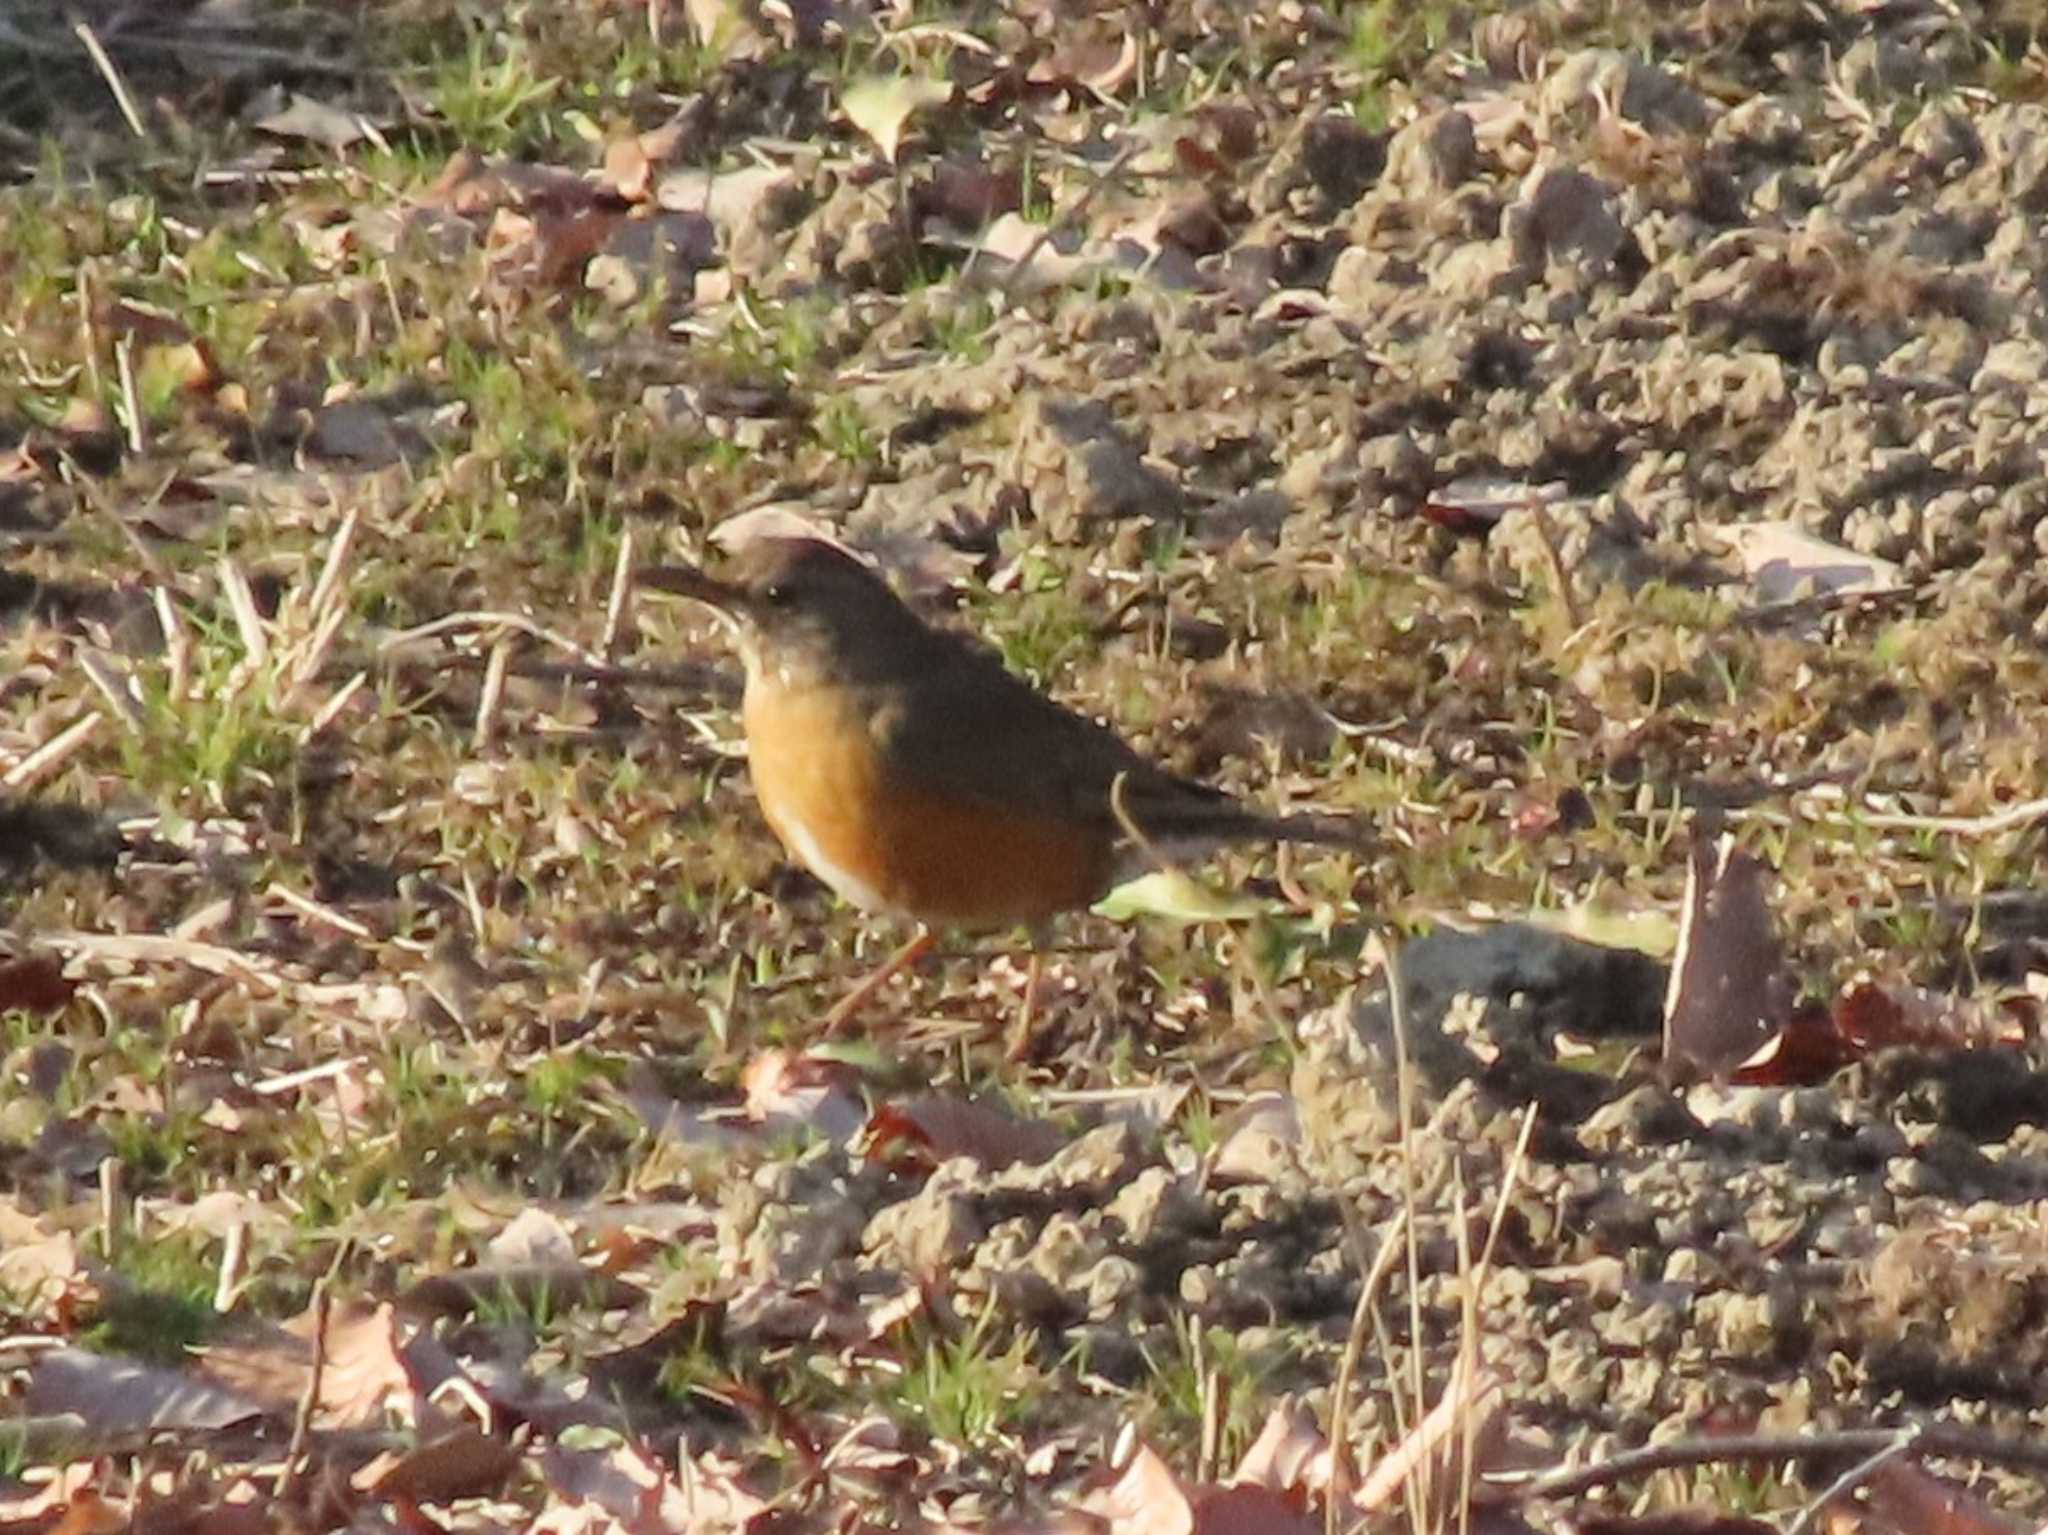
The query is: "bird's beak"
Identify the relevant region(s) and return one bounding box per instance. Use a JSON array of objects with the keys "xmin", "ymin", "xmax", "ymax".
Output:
[{"xmin": 637, "ymin": 563, "xmax": 748, "ymax": 615}]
